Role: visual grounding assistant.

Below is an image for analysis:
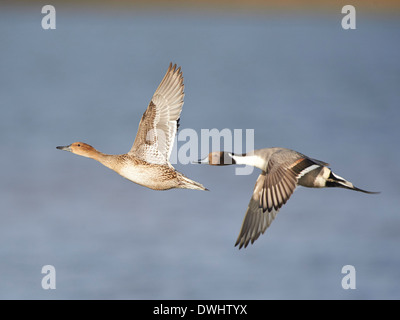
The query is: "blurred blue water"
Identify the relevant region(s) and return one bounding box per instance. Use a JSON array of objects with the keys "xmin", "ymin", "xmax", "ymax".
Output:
[{"xmin": 0, "ymin": 6, "xmax": 399, "ymax": 299}]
